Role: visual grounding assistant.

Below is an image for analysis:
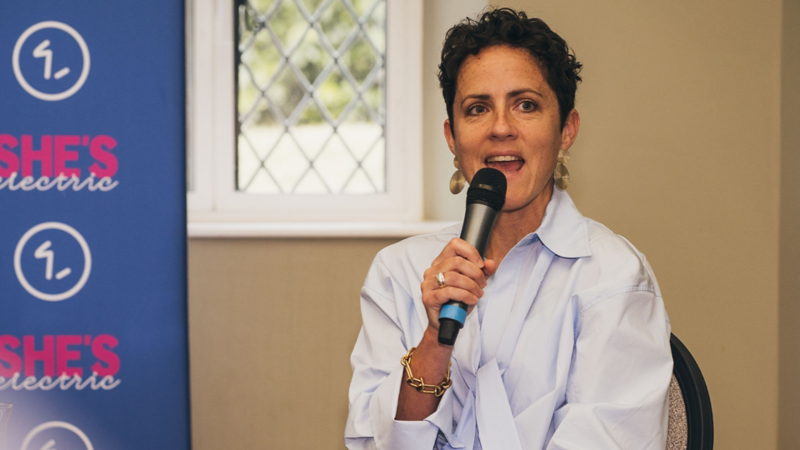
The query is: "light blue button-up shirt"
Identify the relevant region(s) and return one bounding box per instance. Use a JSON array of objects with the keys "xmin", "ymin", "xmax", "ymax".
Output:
[{"xmin": 345, "ymin": 188, "xmax": 672, "ymax": 450}]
